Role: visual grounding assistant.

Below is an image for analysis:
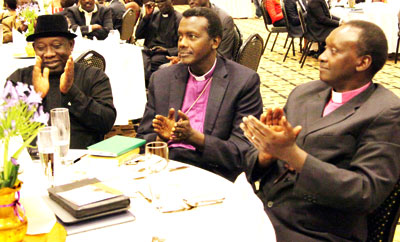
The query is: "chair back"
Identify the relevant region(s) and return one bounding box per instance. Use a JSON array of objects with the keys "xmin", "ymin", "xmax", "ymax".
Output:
[
  {"xmin": 367, "ymin": 178, "xmax": 400, "ymax": 242},
  {"xmin": 232, "ymin": 23, "xmax": 243, "ymax": 61},
  {"xmin": 120, "ymin": 9, "xmax": 138, "ymax": 41},
  {"xmin": 236, "ymin": 33, "xmax": 264, "ymax": 71},
  {"xmin": 75, "ymin": 50, "xmax": 106, "ymax": 71}
]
